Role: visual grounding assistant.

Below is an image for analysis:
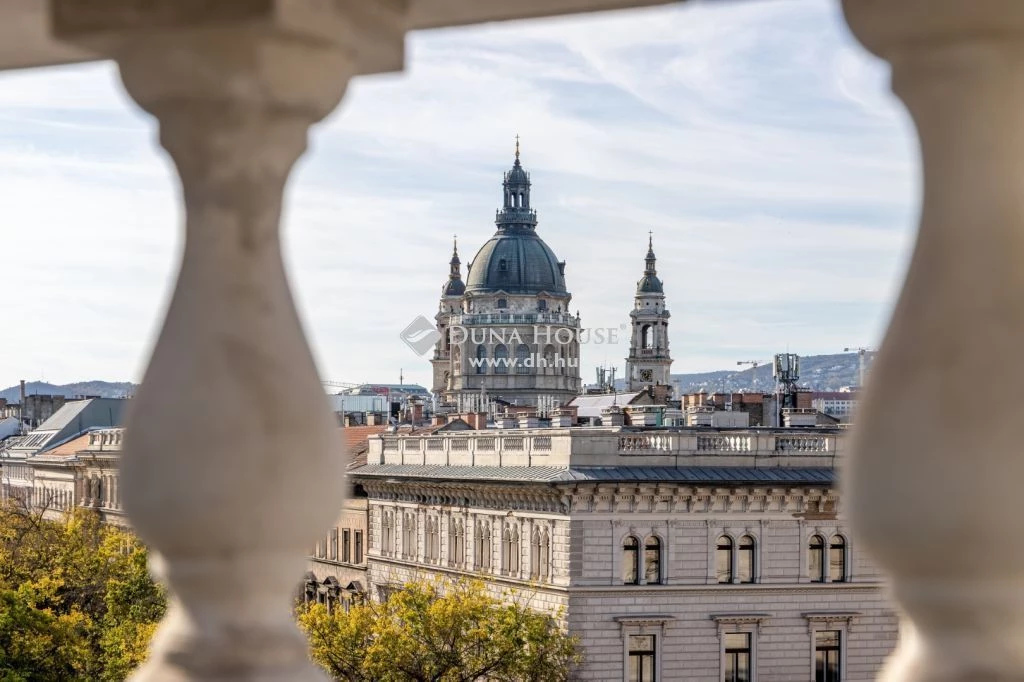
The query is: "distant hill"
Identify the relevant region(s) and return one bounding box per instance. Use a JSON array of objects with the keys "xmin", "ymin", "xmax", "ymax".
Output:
[
  {"xmin": 0, "ymin": 381, "xmax": 135, "ymax": 403},
  {"xmin": 670, "ymin": 352, "xmax": 874, "ymax": 394}
]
